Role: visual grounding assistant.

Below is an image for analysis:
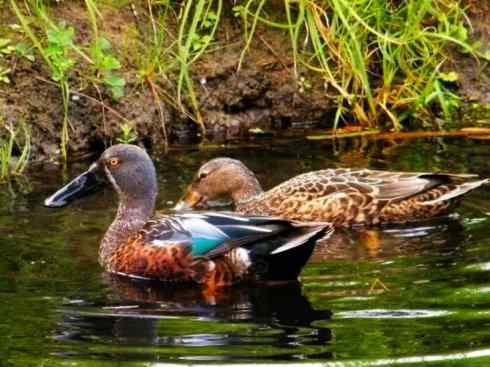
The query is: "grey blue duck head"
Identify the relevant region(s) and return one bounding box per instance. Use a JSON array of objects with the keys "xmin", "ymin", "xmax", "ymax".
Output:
[{"xmin": 44, "ymin": 144, "xmax": 157, "ymax": 208}]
